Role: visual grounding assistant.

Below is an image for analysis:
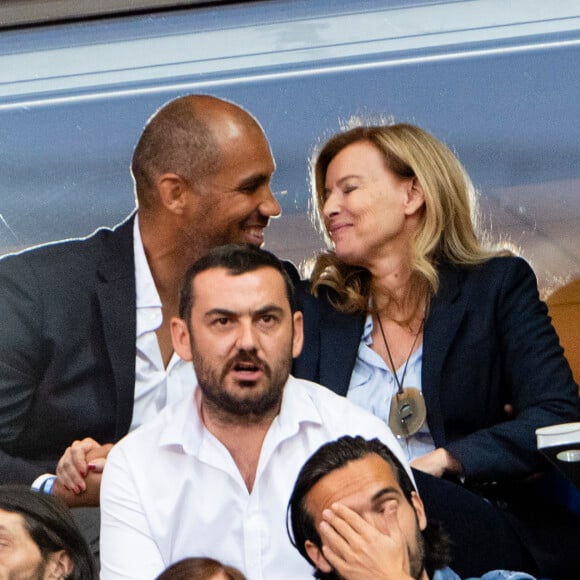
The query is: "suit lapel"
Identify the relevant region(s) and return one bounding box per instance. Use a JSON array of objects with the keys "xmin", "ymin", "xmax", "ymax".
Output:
[
  {"xmin": 319, "ymin": 306, "xmax": 365, "ymax": 396},
  {"xmin": 292, "ymin": 285, "xmax": 364, "ymax": 396},
  {"xmin": 292, "ymin": 285, "xmax": 321, "ymax": 382},
  {"xmin": 422, "ymin": 263, "xmax": 467, "ymax": 445},
  {"xmin": 96, "ymin": 216, "xmax": 137, "ymax": 439}
]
